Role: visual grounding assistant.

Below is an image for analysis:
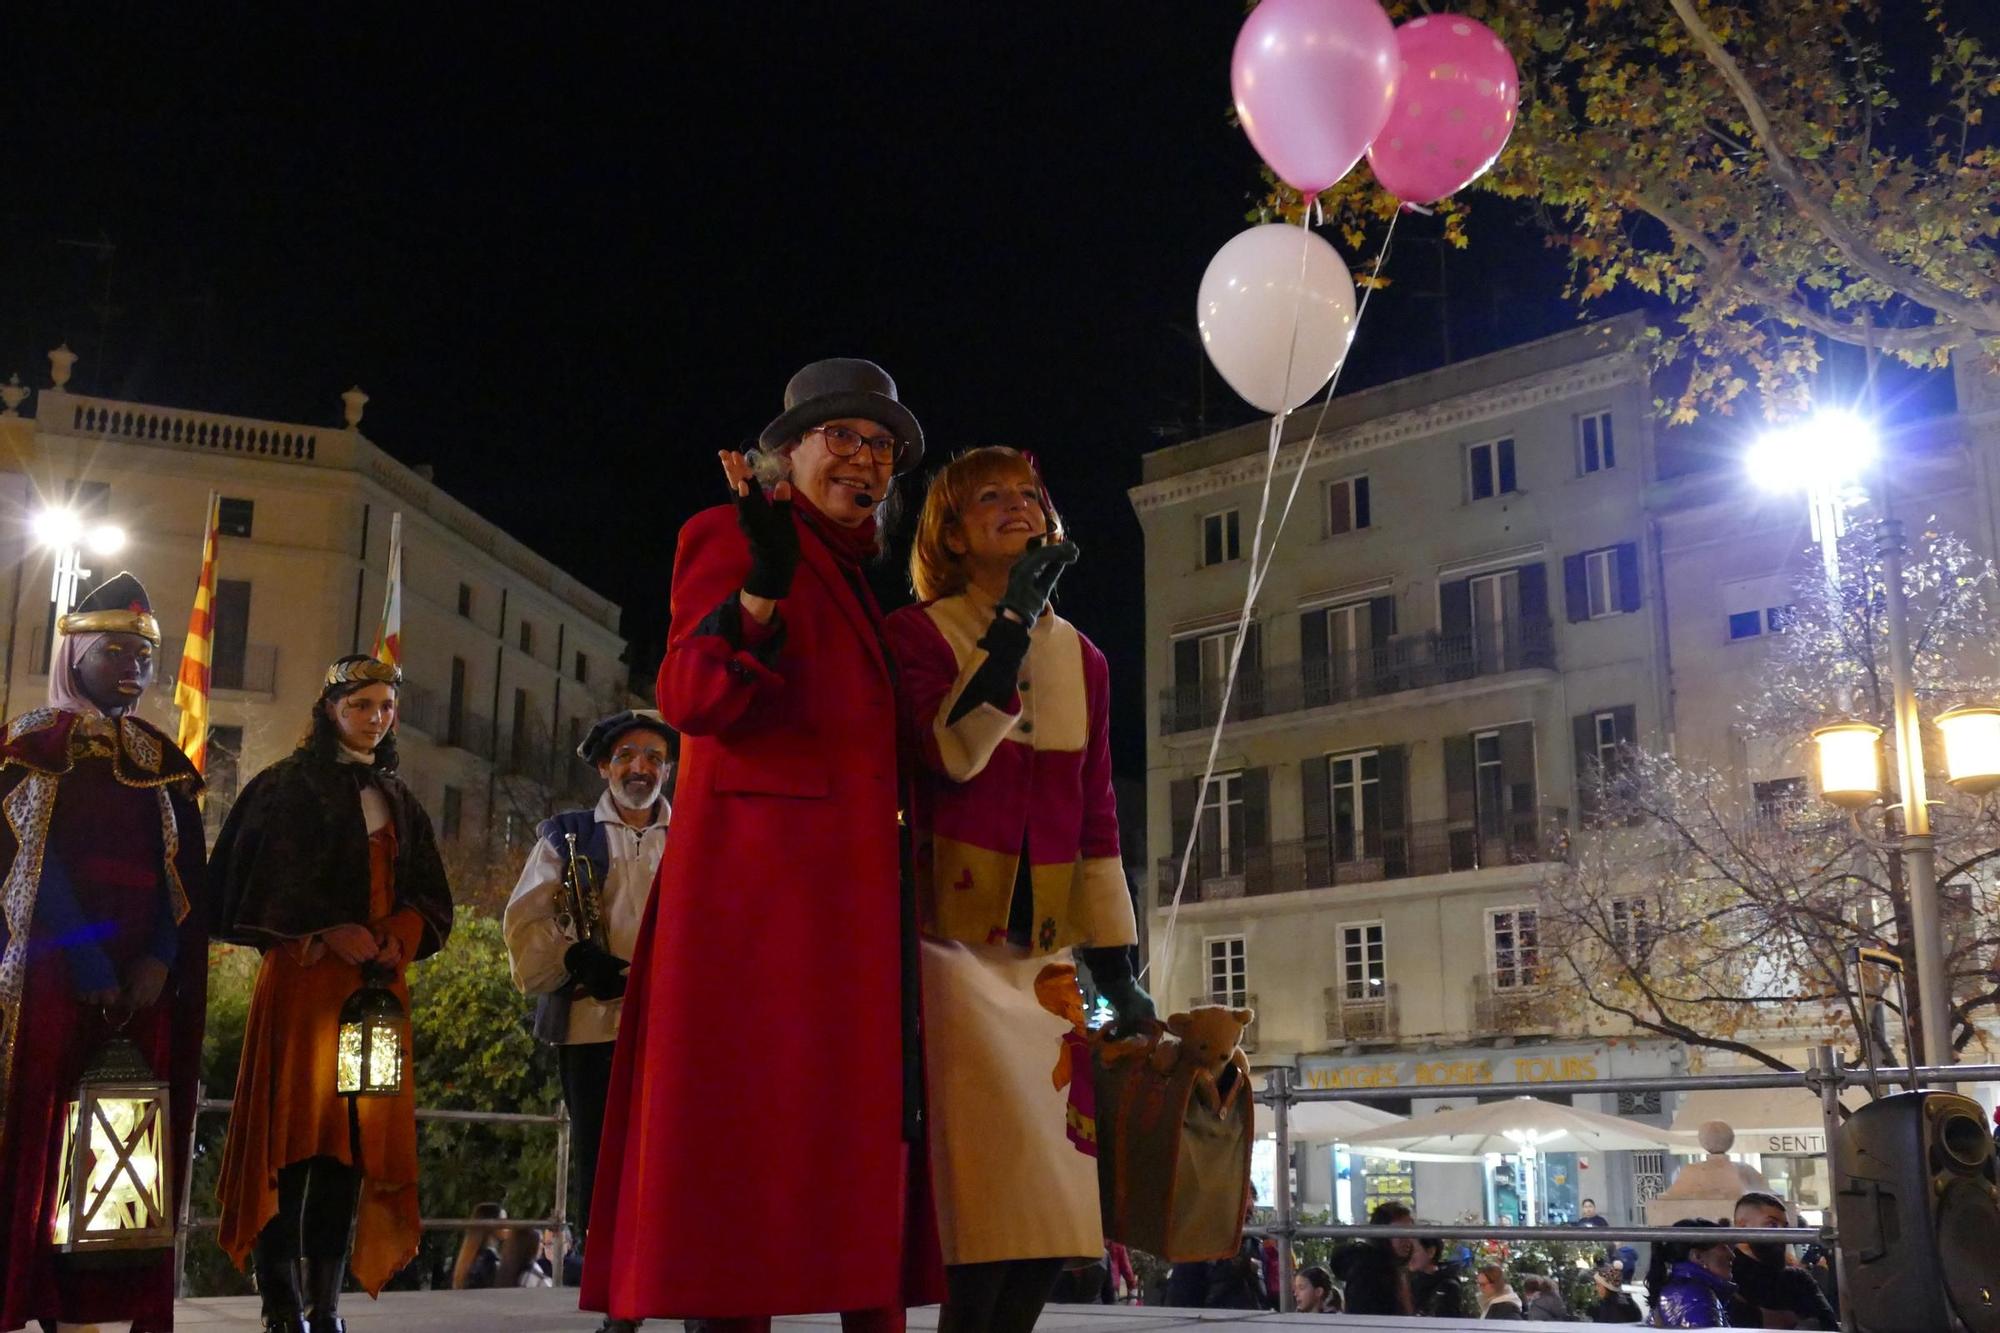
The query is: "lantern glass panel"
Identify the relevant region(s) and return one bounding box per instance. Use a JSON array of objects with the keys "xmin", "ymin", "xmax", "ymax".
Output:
[
  {"xmin": 1812, "ymin": 722, "xmax": 1883, "ymax": 809},
  {"xmin": 53, "ymin": 1084, "xmax": 170, "ymax": 1251},
  {"xmin": 337, "ymin": 979, "xmax": 407, "ymax": 1097},
  {"xmin": 1937, "ymin": 706, "xmax": 2000, "ymax": 795}
]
